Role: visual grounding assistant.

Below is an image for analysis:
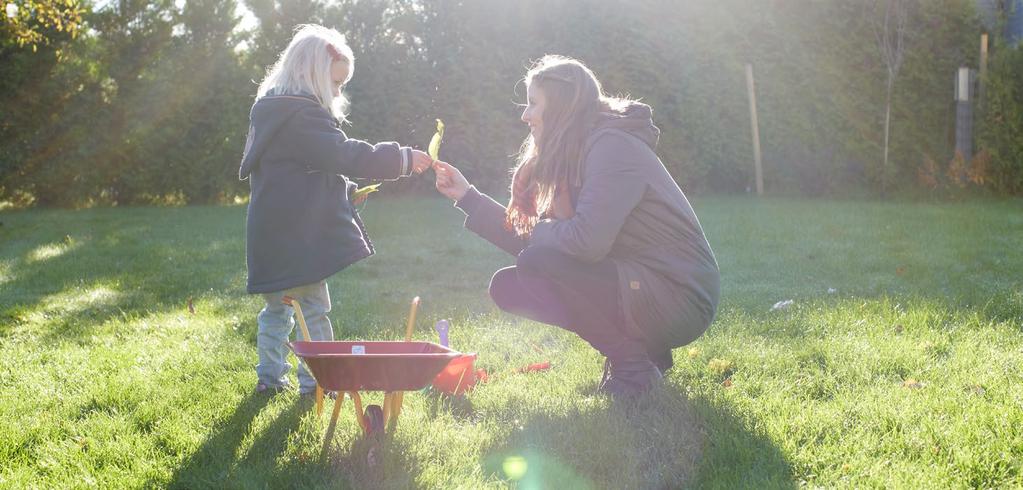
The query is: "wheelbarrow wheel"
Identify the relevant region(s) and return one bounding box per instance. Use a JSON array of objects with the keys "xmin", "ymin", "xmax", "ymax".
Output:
[{"xmin": 365, "ymin": 404, "xmax": 384, "ymax": 436}]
